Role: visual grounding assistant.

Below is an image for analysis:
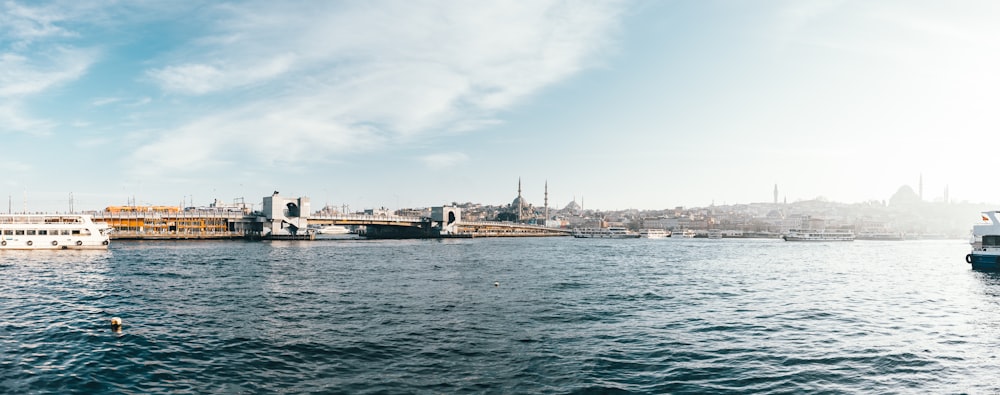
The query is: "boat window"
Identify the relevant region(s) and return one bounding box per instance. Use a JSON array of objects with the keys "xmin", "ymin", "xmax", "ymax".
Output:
[
  {"xmin": 26, "ymin": 230, "xmax": 35, "ymax": 235},
  {"xmin": 985, "ymin": 235, "xmax": 1000, "ymax": 246},
  {"xmin": 72, "ymin": 230, "xmax": 80, "ymax": 235},
  {"xmin": 15, "ymin": 230, "xmax": 24, "ymax": 235},
  {"xmin": 61, "ymin": 230, "xmax": 71, "ymax": 235},
  {"xmin": 38, "ymin": 230, "xmax": 48, "ymax": 235},
  {"xmin": 2, "ymin": 230, "xmax": 10, "ymax": 235}
]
